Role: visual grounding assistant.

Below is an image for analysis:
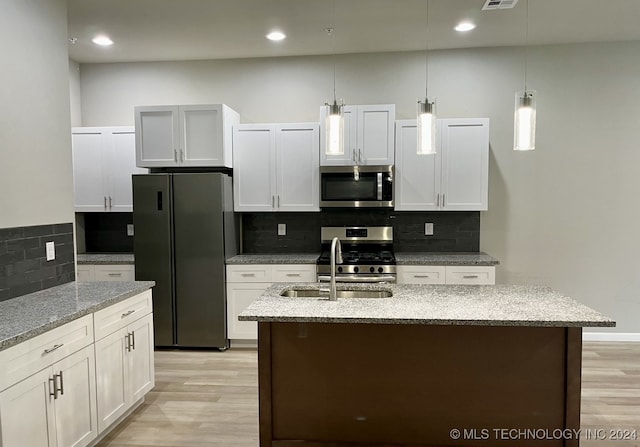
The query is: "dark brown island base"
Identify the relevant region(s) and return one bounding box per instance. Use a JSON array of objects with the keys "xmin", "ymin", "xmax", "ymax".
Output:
[{"xmin": 239, "ymin": 283, "xmax": 616, "ymax": 447}]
